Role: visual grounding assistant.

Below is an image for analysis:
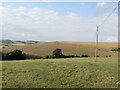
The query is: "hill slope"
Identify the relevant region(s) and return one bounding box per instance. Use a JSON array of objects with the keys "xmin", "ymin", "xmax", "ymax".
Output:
[
  {"xmin": 2, "ymin": 42, "xmax": 118, "ymax": 57},
  {"xmin": 2, "ymin": 58, "xmax": 118, "ymax": 88}
]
